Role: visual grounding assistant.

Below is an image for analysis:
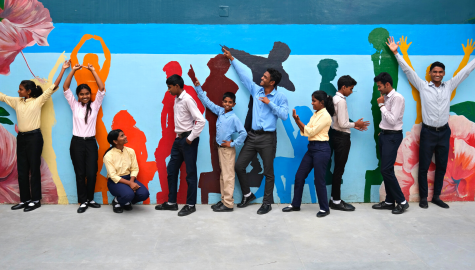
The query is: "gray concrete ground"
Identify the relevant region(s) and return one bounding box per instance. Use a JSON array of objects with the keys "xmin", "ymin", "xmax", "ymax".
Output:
[{"xmin": 1, "ymin": 202, "xmax": 474, "ymax": 270}]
